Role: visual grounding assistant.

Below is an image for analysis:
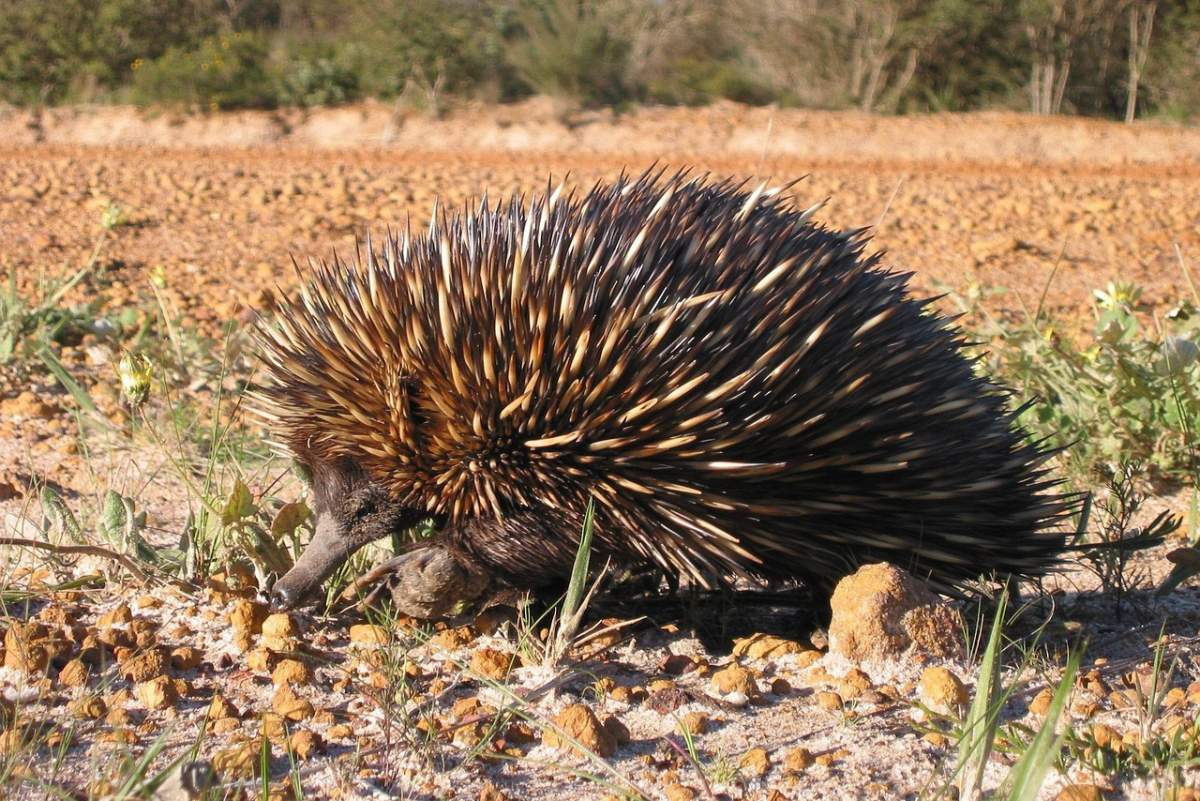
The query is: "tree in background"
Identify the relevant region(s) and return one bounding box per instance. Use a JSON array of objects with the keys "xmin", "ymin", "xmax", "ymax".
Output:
[
  {"xmin": 1125, "ymin": 0, "xmax": 1158, "ymax": 121},
  {"xmin": 0, "ymin": 0, "xmax": 1198, "ymax": 121},
  {"xmin": 1020, "ymin": 0, "xmax": 1112, "ymax": 115},
  {"xmin": 845, "ymin": 0, "xmax": 924, "ymax": 112}
]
